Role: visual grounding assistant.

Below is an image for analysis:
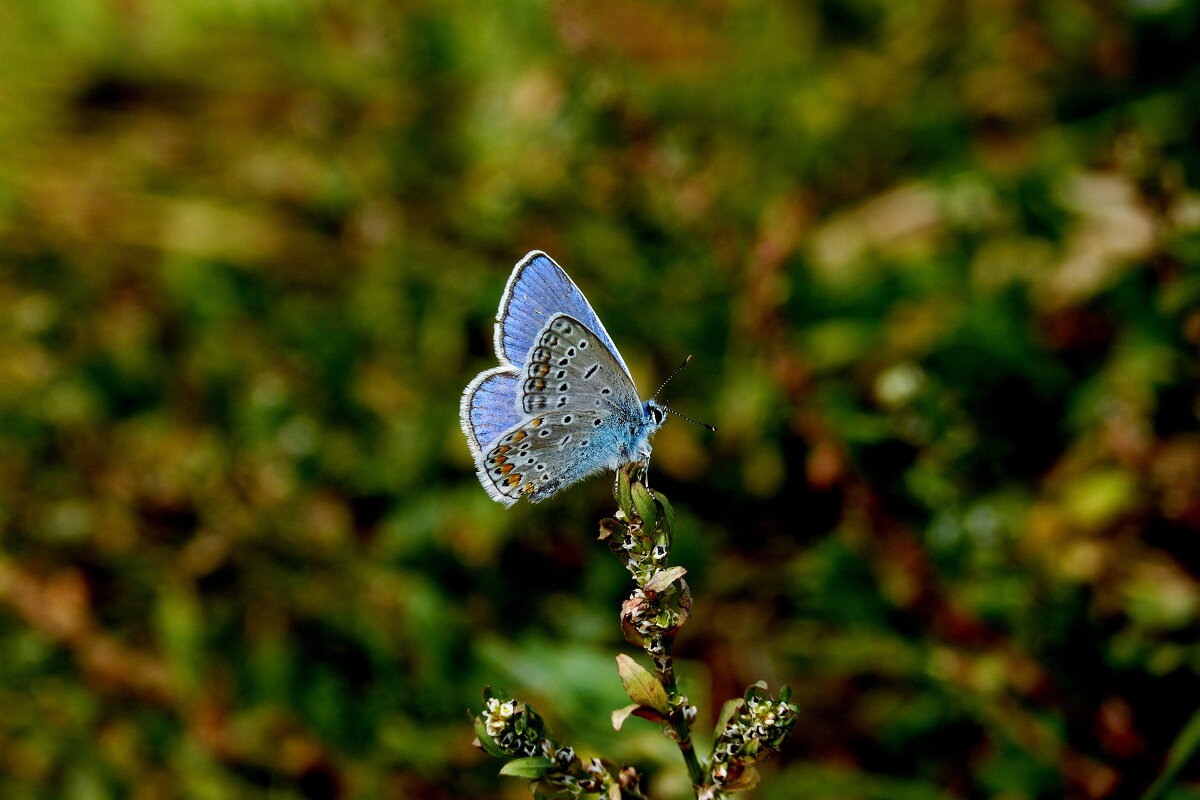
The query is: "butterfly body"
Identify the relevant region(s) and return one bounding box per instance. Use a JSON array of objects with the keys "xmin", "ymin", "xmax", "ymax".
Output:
[{"xmin": 460, "ymin": 252, "xmax": 666, "ymax": 506}]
